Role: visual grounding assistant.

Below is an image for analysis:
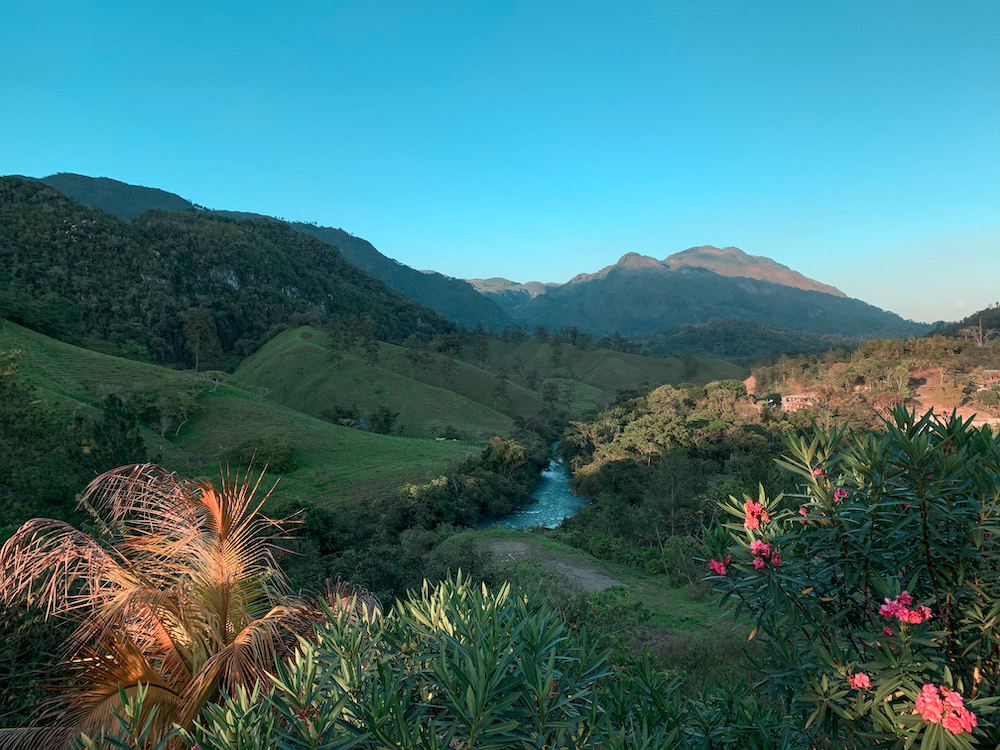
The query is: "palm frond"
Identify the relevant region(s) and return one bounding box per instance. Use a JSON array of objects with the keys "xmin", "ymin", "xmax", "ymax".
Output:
[
  {"xmin": 0, "ymin": 519, "xmax": 137, "ymax": 618},
  {"xmin": 55, "ymin": 629, "xmax": 181, "ymax": 741},
  {"xmin": 0, "ymin": 726, "xmax": 76, "ymax": 750}
]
